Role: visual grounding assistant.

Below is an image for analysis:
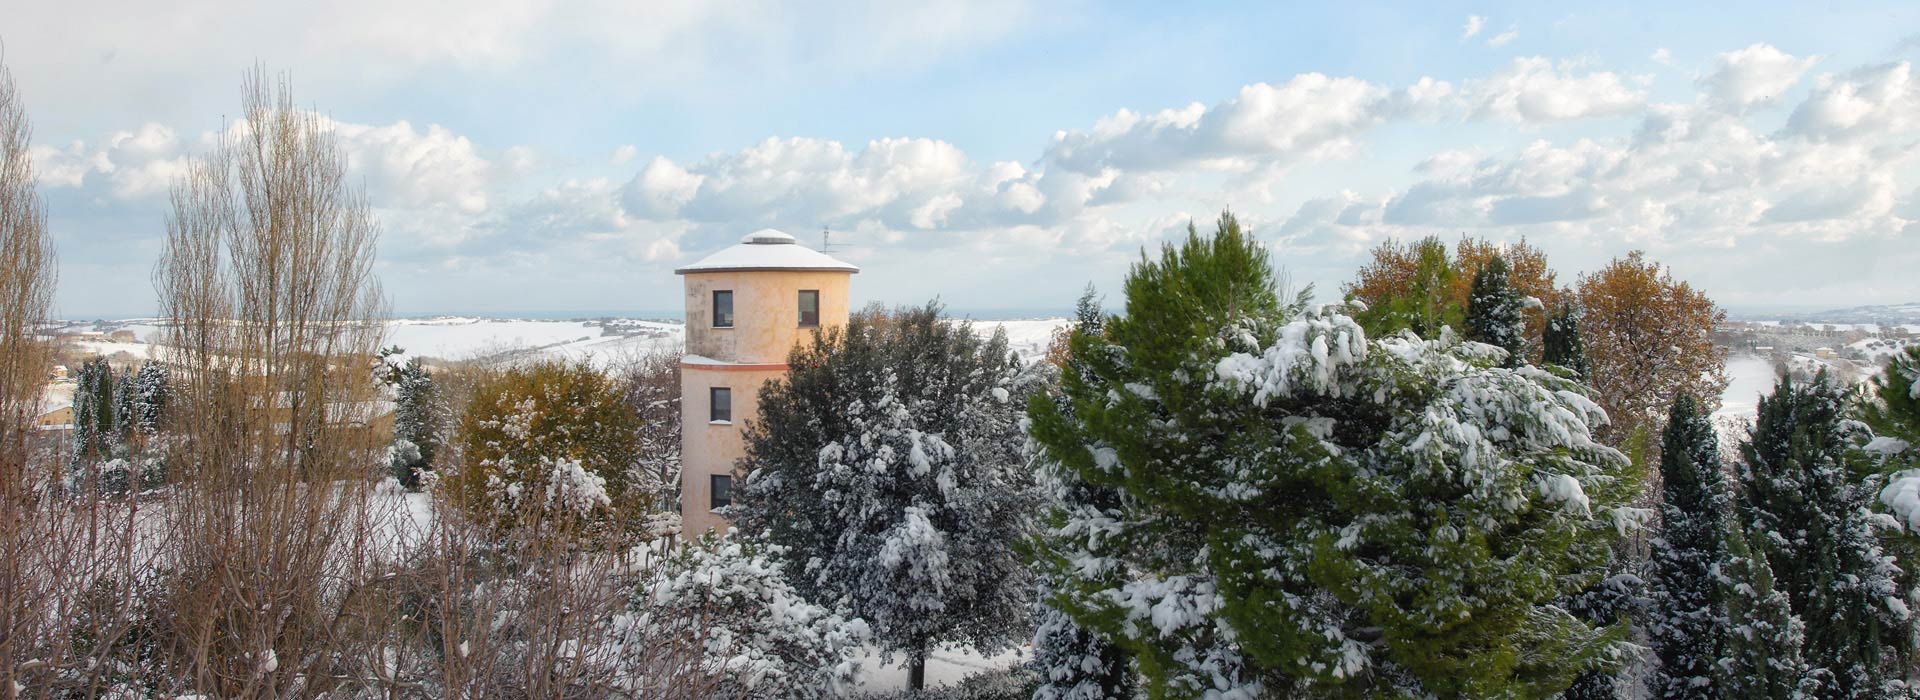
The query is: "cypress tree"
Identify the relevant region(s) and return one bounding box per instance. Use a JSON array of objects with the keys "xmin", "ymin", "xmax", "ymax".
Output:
[
  {"xmin": 1543, "ymin": 300, "xmax": 1590, "ymax": 378},
  {"xmin": 67, "ymin": 357, "xmax": 123, "ymax": 491},
  {"xmin": 1465, "ymin": 254, "xmax": 1526, "ymax": 367},
  {"xmin": 1646, "ymin": 394, "xmax": 1727, "ymax": 699},
  {"xmin": 1737, "ymin": 372, "xmax": 1907, "ymax": 699}
]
